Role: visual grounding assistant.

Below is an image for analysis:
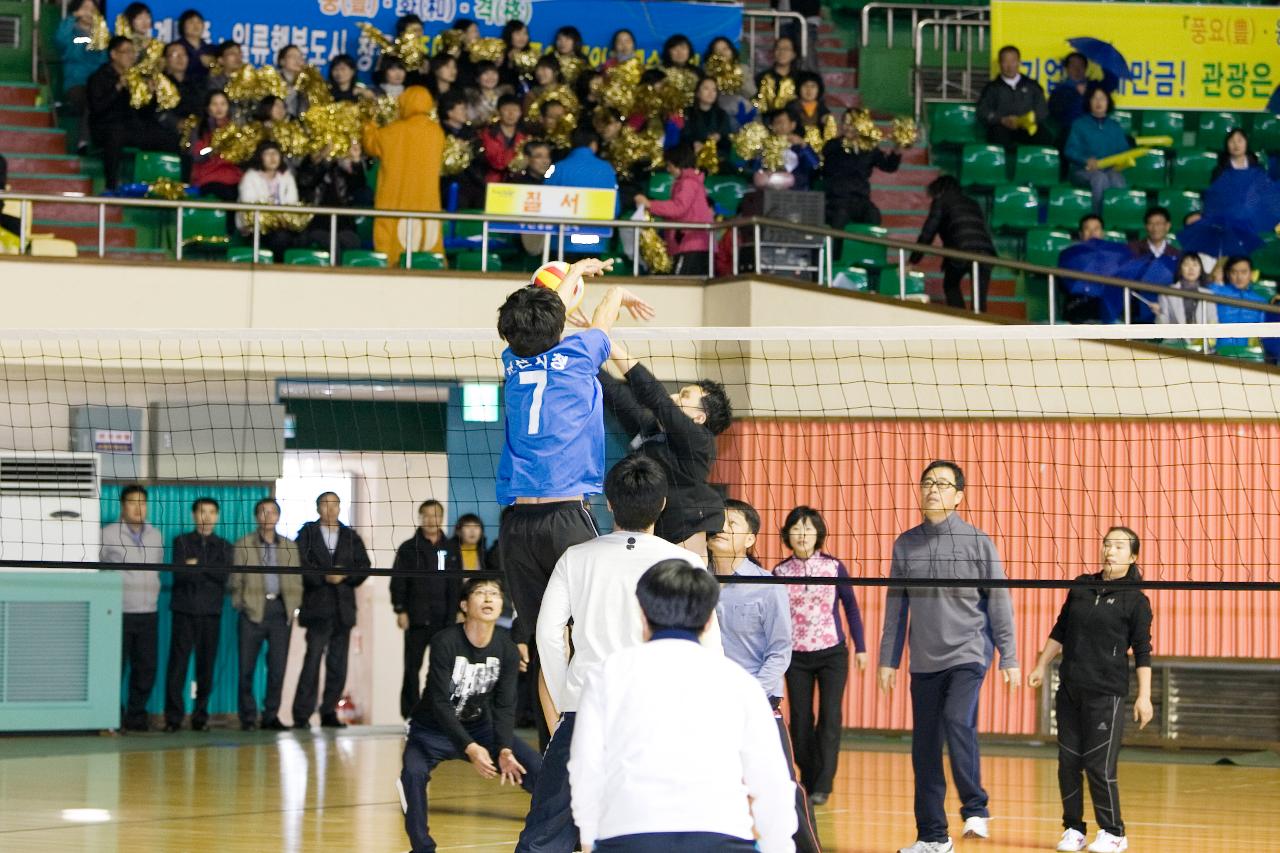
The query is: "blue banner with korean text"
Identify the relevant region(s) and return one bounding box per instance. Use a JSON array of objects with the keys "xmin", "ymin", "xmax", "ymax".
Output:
[{"xmin": 142, "ymin": 0, "xmax": 743, "ymax": 76}]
